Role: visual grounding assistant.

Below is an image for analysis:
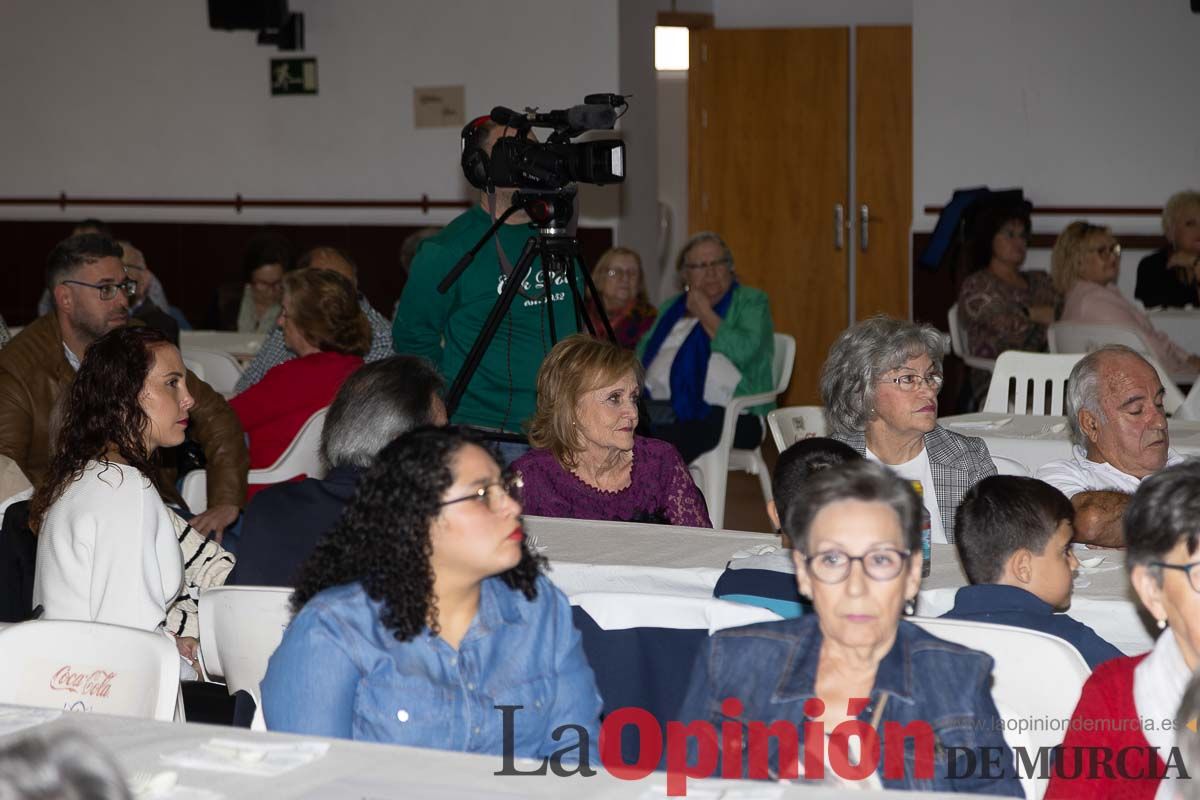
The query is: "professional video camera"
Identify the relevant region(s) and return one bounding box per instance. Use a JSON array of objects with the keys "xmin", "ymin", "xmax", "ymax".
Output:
[{"xmin": 463, "ymin": 94, "xmax": 627, "ymax": 192}]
